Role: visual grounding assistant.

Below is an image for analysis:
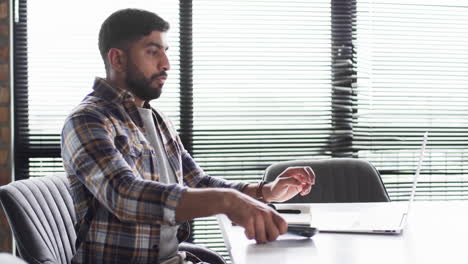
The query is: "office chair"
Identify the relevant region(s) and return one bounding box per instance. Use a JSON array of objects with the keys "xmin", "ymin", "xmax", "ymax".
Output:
[
  {"xmin": 263, "ymin": 158, "xmax": 390, "ymax": 203},
  {"xmin": 0, "ymin": 174, "xmax": 226, "ymax": 264},
  {"xmin": 0, "ymin": 174, "xmax": 76, "ymax": 264}
]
